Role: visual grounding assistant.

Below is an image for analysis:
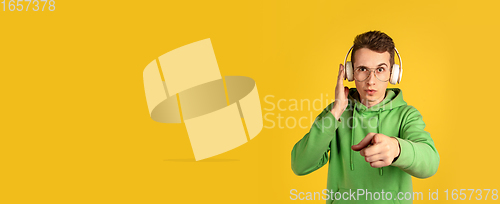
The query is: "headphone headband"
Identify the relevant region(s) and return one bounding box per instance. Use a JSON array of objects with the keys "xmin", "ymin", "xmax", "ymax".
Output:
[{"xmin": 394, "ymin": 47, "xmax": 402, "ymax": 82}]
